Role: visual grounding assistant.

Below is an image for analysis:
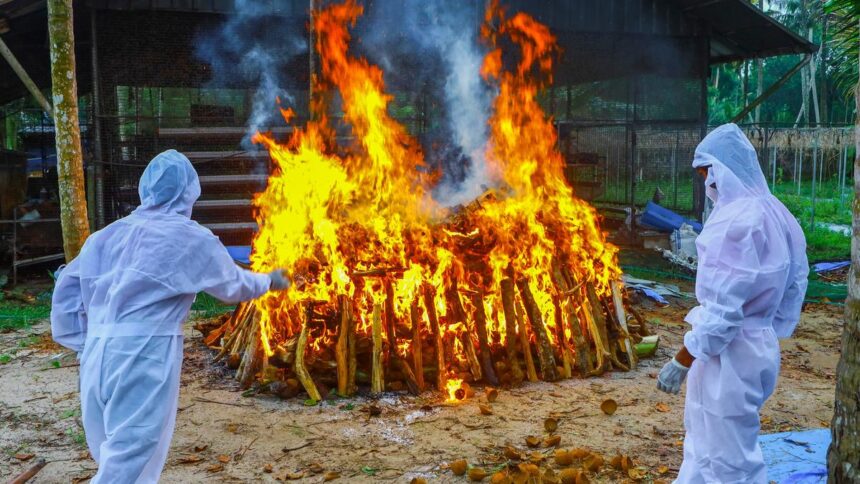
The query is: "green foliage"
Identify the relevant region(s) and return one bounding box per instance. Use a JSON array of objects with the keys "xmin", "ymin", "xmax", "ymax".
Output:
[
  {"xmin": 191, "ymin": 292, "xmax": 235, "ymax": 319},
  {"xmin": 0, "ymin": 301, "xmax": 50, "ymax": 331},
  {"xmin": 804, "ymin": 225, "xmax": 852, "ymax": 261},
  {"xmin": 709, "ymin": 1, "xmax": 858, "ymax": 125},
  {"xmin": 825, "ymin": 0, "xmax": 860, "ymax": 96},
  {"xmin": 0, "ymin": 354, "xmax": 11, "ymax": 364}
]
